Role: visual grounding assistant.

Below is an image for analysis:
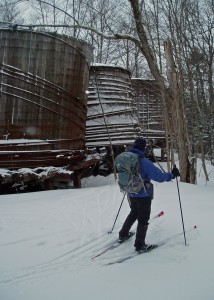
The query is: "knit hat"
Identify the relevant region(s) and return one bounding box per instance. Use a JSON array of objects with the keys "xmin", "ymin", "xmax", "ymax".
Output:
[{"xmin": 132, "ymin": 138, "xmax": 146, "ymax": 151}]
